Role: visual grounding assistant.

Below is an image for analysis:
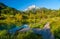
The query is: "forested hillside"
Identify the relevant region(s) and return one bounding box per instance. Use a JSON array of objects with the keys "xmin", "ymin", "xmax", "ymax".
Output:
[{"xmin": 0, "ymin": 3, "xmax": 60, "ymax": 39}]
